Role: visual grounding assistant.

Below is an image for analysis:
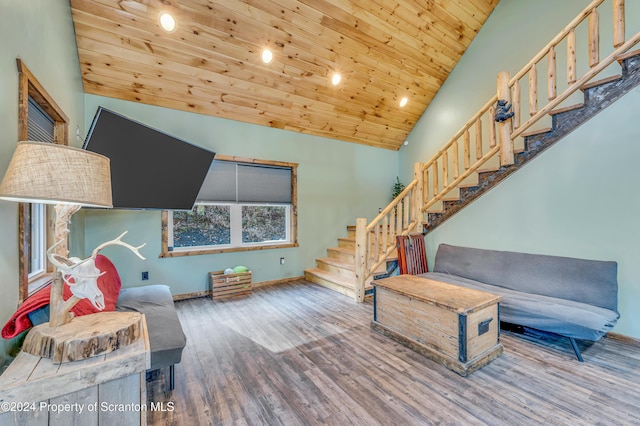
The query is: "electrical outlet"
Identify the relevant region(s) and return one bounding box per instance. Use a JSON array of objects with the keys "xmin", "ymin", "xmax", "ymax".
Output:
[
  {"xmin": 280, "ymin": 257, "xmax": 285, "ymax": 265},
  {"xmin": 142, "ymin": 271, "xmax": 149, "ymax": 280}
]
